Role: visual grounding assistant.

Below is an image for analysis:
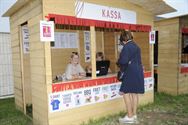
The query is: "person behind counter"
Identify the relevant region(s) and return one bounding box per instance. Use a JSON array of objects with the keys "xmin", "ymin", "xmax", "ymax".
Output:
[
  {"xmin": 85, "ymin": 52, "xmax": 111, "ymax": 74},
  {"xmin": 65, "ymin": 52, "xmax": 86, "ymax": 80},
  {"xmin": 118, "ymin": 30, "xmax": 144, "ymax": 124}
]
